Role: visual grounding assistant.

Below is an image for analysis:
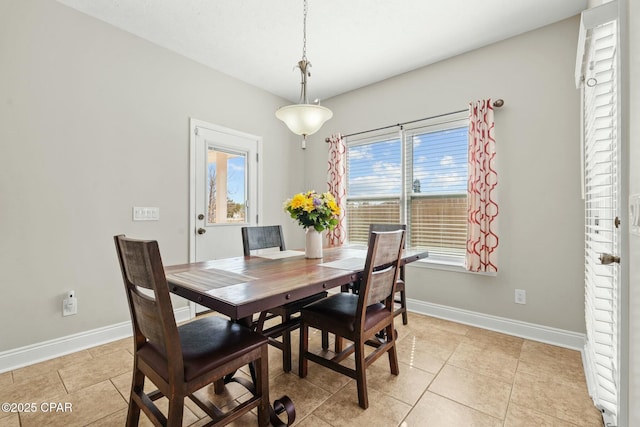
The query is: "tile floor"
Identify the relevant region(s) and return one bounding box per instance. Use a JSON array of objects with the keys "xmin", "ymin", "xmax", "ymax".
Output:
[{"xmin": 0, "ymin": 312, "xmax": 604, "ymax": 426}]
